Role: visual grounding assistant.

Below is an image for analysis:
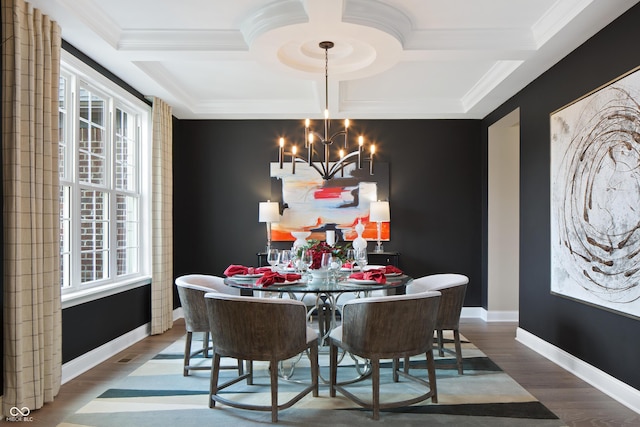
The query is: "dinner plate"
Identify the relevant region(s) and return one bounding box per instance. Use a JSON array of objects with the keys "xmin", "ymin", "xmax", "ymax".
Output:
[
  {"xmin": 234, "ymin": 273, "xmax": 264, "ymax": 279},
  {"xmin": 348, "ymin": 279, "xmax": 379, "ymax": 284},
  {"xmin": 363, "ymin": 265, "xmax": 385, "ymax": 271},
  {"xmin": 385, "ymin": 272, "xmax": 402, "ymax": 277},
  {"xmin": 341, "ymin": 266, "xmax": 361, "ymax": 271}
]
